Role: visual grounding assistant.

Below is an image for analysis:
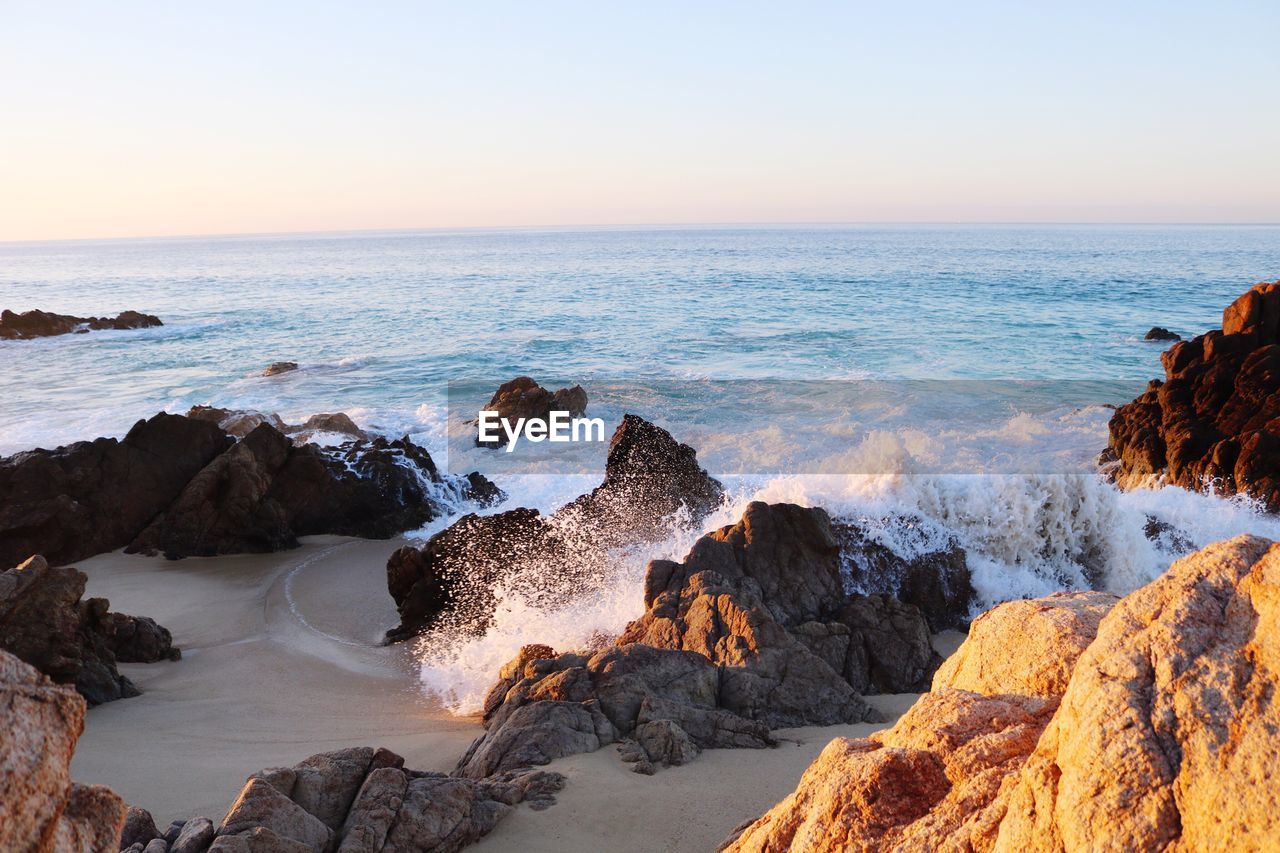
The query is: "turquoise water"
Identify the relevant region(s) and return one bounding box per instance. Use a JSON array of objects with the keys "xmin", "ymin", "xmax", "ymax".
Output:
[
  {"xmin": 4, "ymin": 224, "xmax": 1280, "ymax": 707},
  {"xmin": 1, "ymin": 224, "xmax": 1278, "ymax": 456}
]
